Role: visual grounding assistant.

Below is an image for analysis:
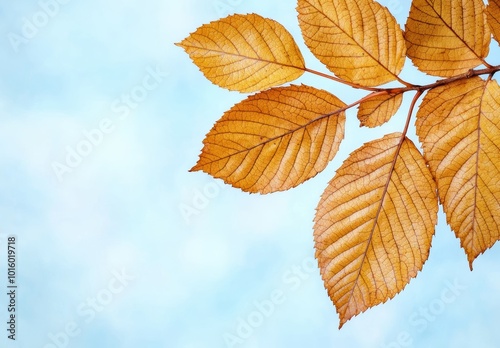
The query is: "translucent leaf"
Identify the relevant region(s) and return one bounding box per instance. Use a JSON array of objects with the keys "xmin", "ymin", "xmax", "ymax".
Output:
[
  {"xmin": 314, "ymin": 133, "xmax": 438, "ymax": 327},
  {"xmin": 405, "ymin": 0, "xmax": 490, "ymax": 77},
  {"xmin": 176, "ymin": 13, "xmax": 305, "ymax": 93},
  {"xmin": 191, "ymin": 85, "xmax": 346, "ymax": 193},
  {"xmin": 297, "ymin": 0, "xmax": 406, "ymax": 87},
  {"xmin": 487, "ymin": 0, "xmax": 500, "ymax": 44},
  {"xmin": 416, "ymin": 77, "xmax": 500, "ymax": 268},
  {"xmin": 357, "ymin": 92, "xmax": 404, "ymax": 128}
]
